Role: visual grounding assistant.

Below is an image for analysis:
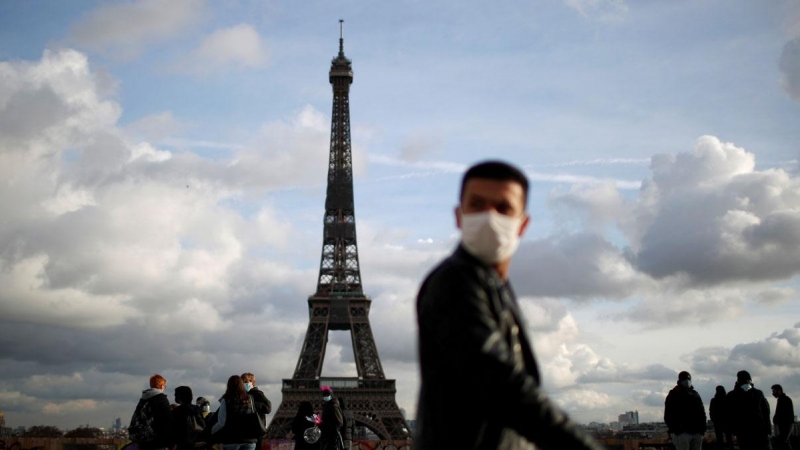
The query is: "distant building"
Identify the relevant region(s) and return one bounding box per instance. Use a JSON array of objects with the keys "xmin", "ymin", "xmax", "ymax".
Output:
[
  {"xmin": 619, "ymin": 422, "xmax": 669, "ymax": 440},
  {"xmin": 618, "ymin": 411, "xmax": 639, "ymax": 426},
  {"xmin": 112, "ymin": 418, "xmax": 122, "ymax": 430}
]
